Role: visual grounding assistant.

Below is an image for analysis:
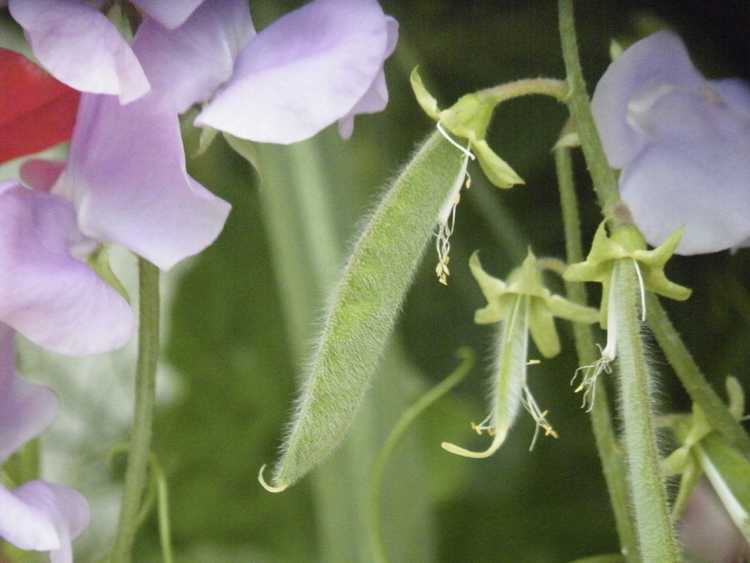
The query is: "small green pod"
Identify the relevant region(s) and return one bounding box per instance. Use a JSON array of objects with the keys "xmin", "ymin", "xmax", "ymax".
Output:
[
  {"xmin": 262, "ymin": 131, "xmax": 468, "ymax": 491},
  {"xmin": 442, "ymin": 295, "xmax": 530, "ymax": 458}
]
